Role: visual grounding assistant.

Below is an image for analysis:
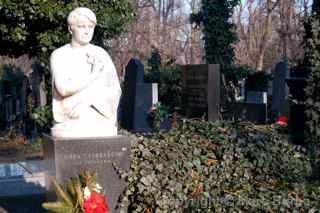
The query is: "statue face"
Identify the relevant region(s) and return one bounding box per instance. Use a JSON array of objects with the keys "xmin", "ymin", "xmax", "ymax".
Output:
[{"xmin": 69, "ymin": 15, "xmax": 95, "ymax": 46}]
